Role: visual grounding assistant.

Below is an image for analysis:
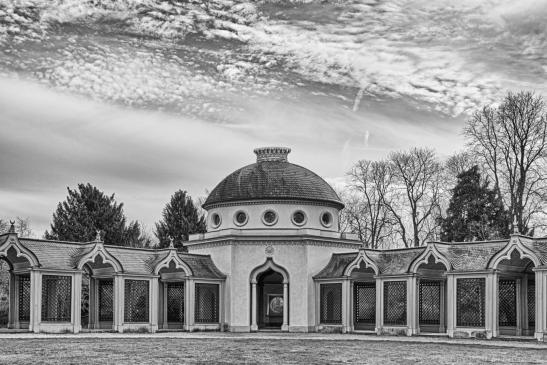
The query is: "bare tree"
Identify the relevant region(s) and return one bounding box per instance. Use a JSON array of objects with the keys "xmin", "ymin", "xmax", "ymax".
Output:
[
  {"xmin": 445, "ymin": 151, "xmax": 474, "ymax": 177},
  {"xmin": 388, "ymin": 148, "xmax": 444, "ymax": 247},
  {"xmin": 345, "ymin": 160, "xmax": 395, "ymax": 248},
  {"xmin": 465, "ymin": 91, "xmax": 547, "ymax": 234}
]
